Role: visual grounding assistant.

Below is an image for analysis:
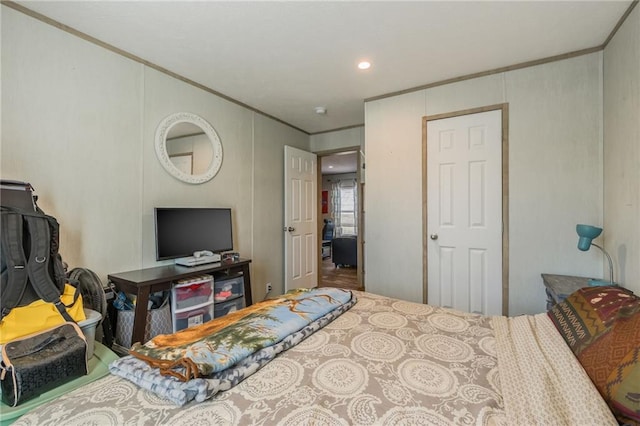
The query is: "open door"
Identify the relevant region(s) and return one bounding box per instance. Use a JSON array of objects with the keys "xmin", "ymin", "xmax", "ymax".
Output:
[{"xmin": 284, "ymin": 146, "xmax": 318, "ymax": 291}]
